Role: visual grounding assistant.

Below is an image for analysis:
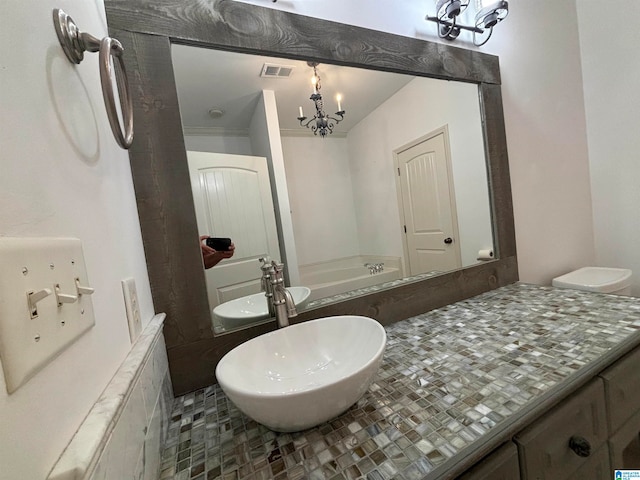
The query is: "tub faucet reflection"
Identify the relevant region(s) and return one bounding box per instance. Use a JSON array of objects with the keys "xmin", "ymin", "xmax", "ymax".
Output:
[
  {"xmin": 364, "ymin": 262, "xmax": 385, "ymax": 274},
  {"xmin": 259, "ymin": 257, "xmax": 297, "ymax": 328}
]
